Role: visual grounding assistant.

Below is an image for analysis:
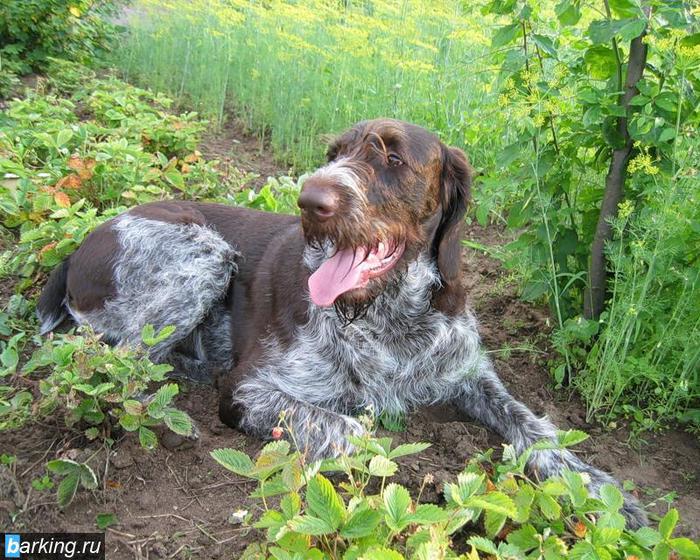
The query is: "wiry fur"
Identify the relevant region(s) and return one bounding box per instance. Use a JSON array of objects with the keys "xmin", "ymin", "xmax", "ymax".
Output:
[{"xmin": 67, "ymin": 214, "xmax": 239, "ymax": 379}]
